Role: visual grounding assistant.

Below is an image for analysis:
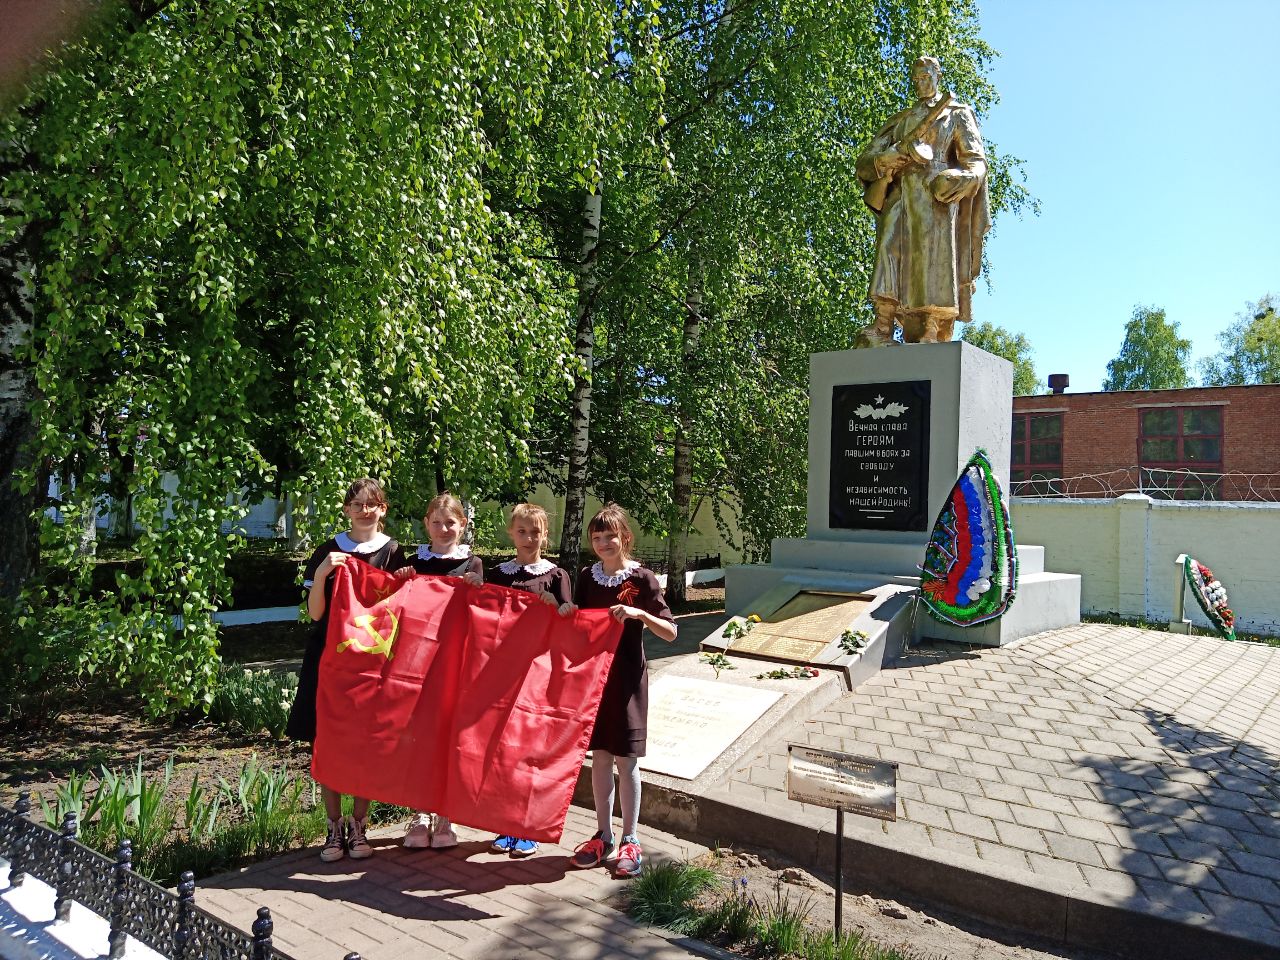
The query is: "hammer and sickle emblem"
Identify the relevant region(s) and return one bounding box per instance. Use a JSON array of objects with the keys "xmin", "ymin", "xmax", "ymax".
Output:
[{"xmin": 337, "ymin": 609, "xmax": 399, "ymax": 659}]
